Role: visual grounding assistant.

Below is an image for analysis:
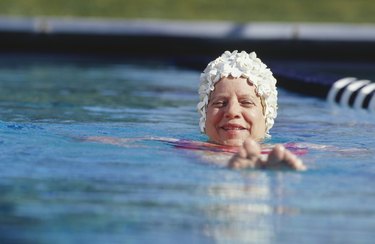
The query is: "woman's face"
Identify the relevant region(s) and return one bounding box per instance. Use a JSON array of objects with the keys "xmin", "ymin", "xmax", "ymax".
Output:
[{"xmin": 205, "ymin": 76, "xmax": 266, "ymax": 146}]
